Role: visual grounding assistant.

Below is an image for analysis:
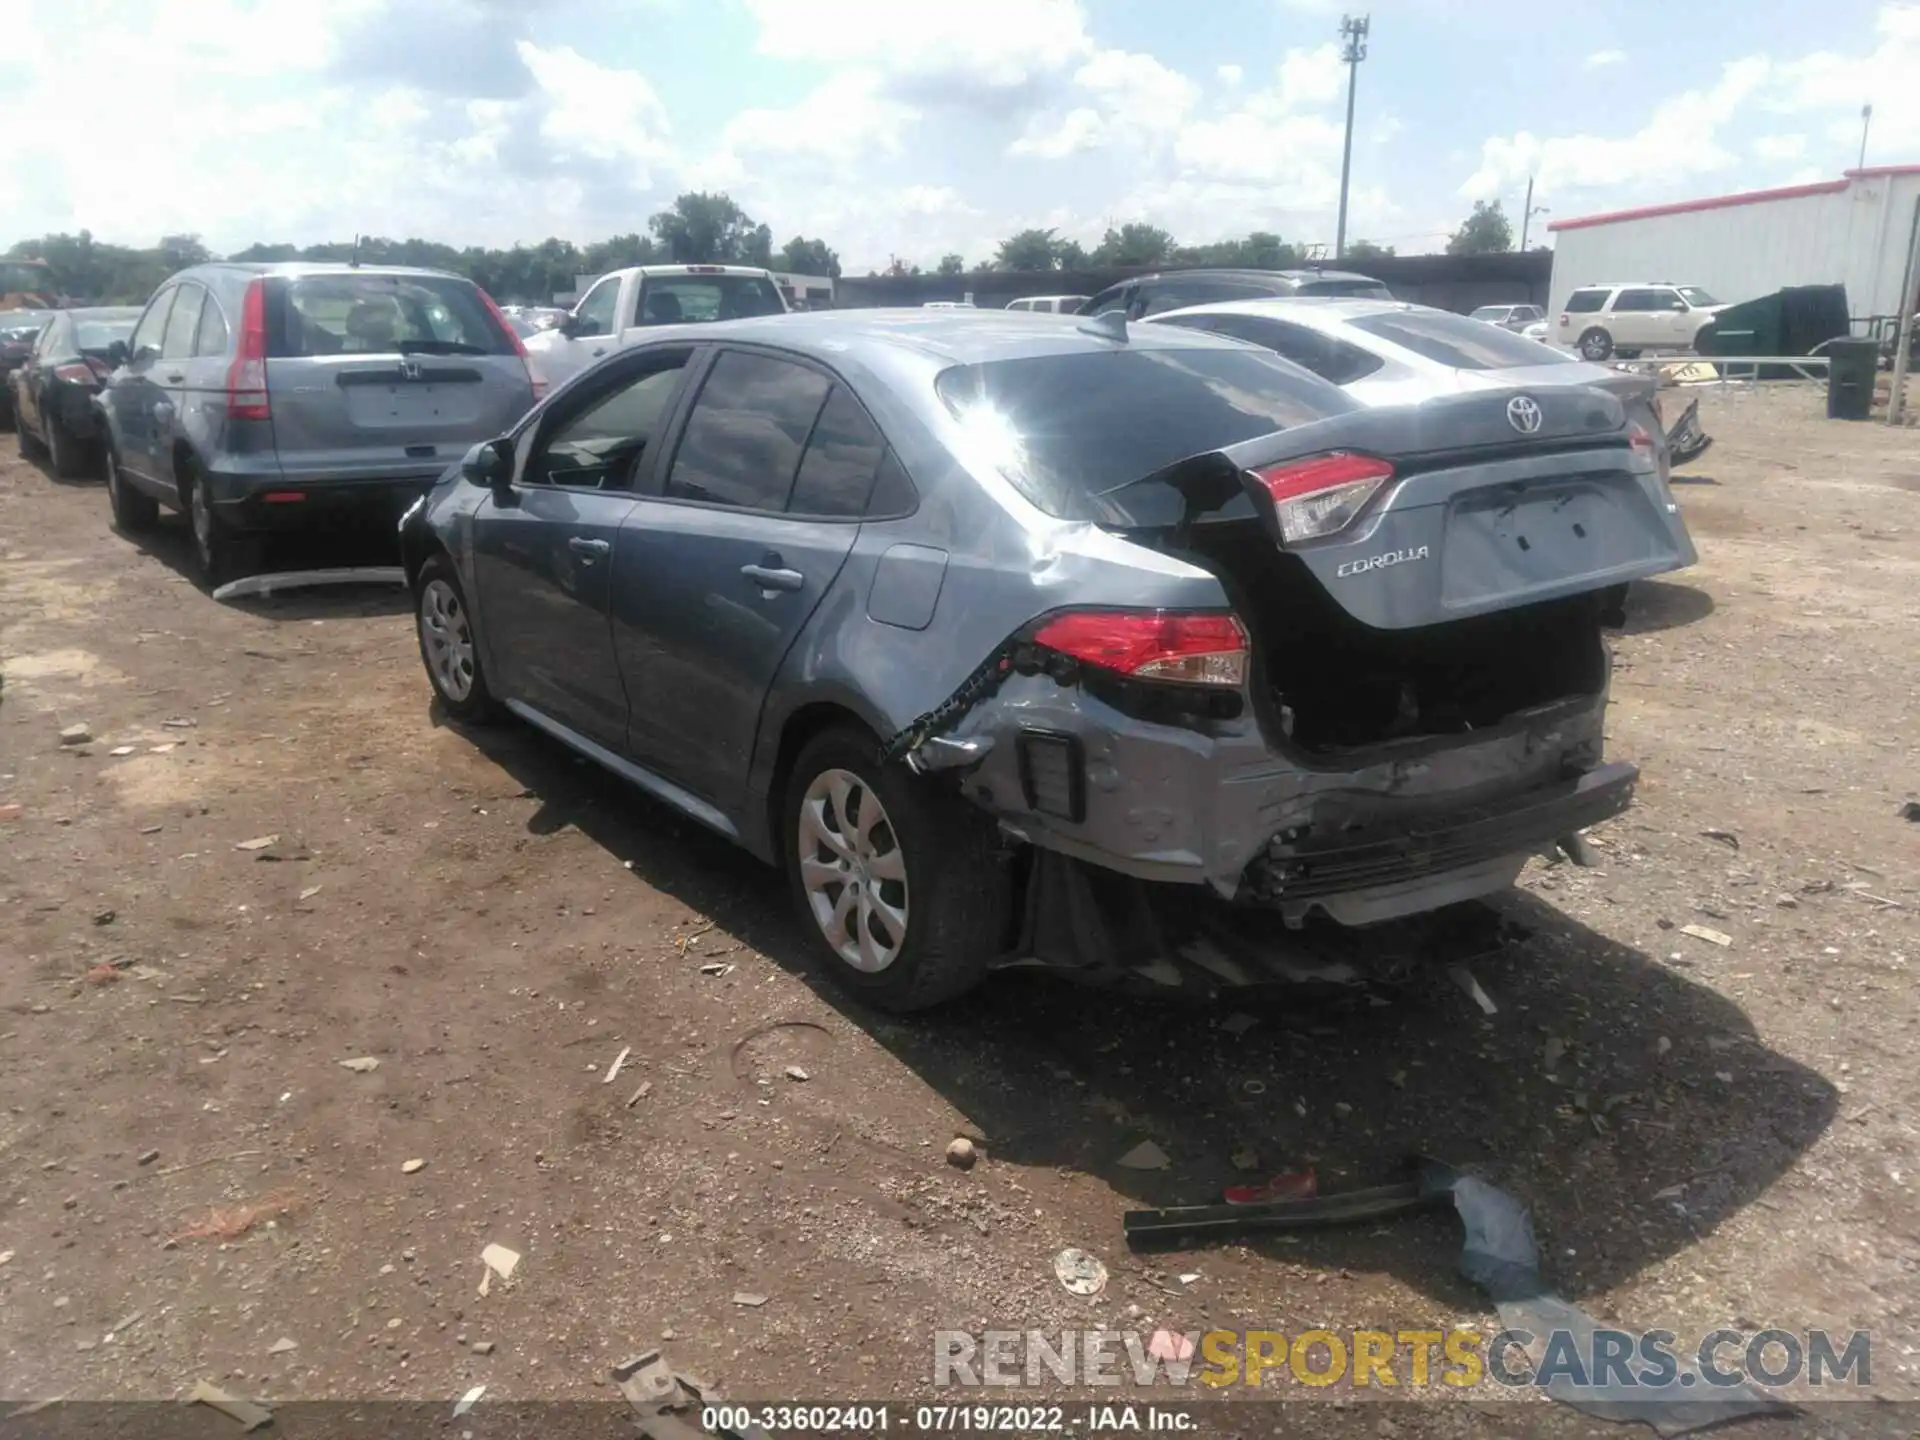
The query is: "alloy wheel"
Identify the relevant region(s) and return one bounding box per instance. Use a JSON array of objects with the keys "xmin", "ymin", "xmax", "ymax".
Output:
[
  {"xmin": 797, "ymin": 768, "xmax": 910, "ymax": 973},
  {"xmin": 419, "ymin": 577, "xmax": 476, "ymax": 702}
]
